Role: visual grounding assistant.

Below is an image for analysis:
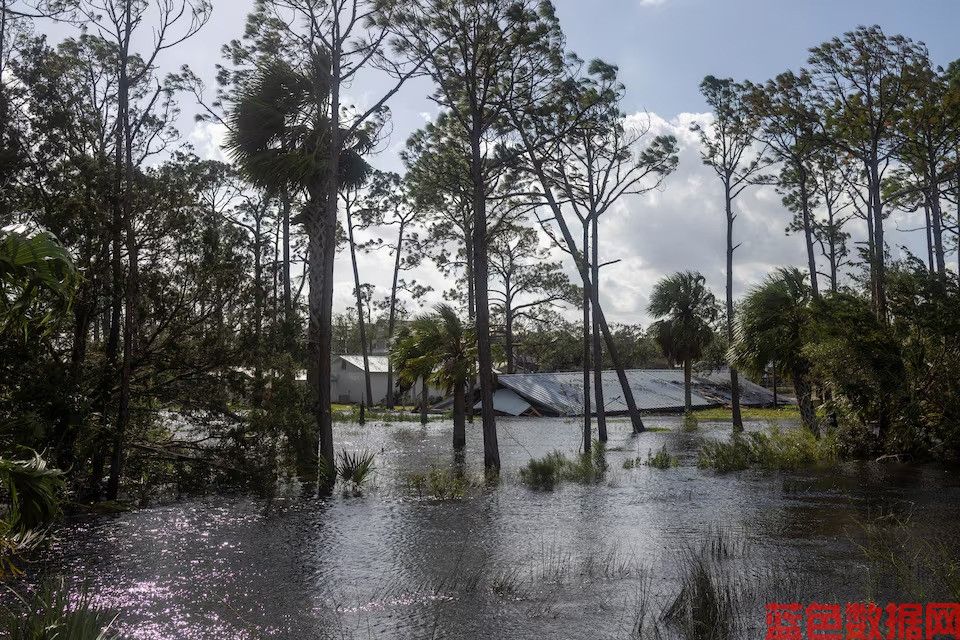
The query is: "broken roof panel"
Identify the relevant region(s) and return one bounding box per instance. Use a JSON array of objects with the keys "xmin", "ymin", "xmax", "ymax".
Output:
[{"xmin": 473, "ymin": 388, "xmax": 532, "ymax": 417}]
